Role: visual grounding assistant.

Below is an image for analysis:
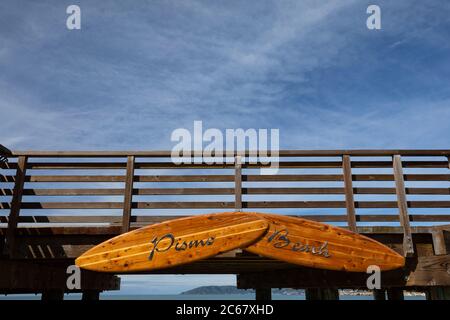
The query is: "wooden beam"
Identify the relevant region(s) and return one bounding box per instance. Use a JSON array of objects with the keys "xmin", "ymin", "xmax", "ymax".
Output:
[
  {"xmin": 427, "ymin": 287, "xmax": 450, "ymax": 300},
  {"xmin": 5, "ymin": 156, "xmax": 27, "ymax": 257},
  {"xmin": 342, "ymin": 155, "xmax": 357, "ymax": 232},
  {"xmin": 122, "ymin": 156, "xmax": 135, "ymax": 233},
  {"xmin": 432, "ymin": 229, "xmax": 447, "ymax": 255},
  {"xmin": 393, "ymin": 155, "xmax": 414, "ymax": 257},
  {"xmin": 235, "ymin": 156, "xmax": 242, "ymax": 211}
]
